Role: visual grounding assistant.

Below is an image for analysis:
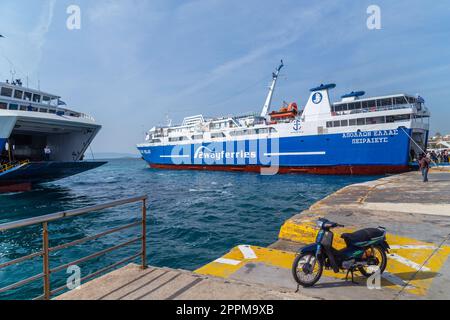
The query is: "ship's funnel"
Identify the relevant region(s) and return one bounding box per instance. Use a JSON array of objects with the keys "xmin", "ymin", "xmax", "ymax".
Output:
[{"xmin": 302, "ymin": 83, "xmax": 335, "ymax": 122}]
